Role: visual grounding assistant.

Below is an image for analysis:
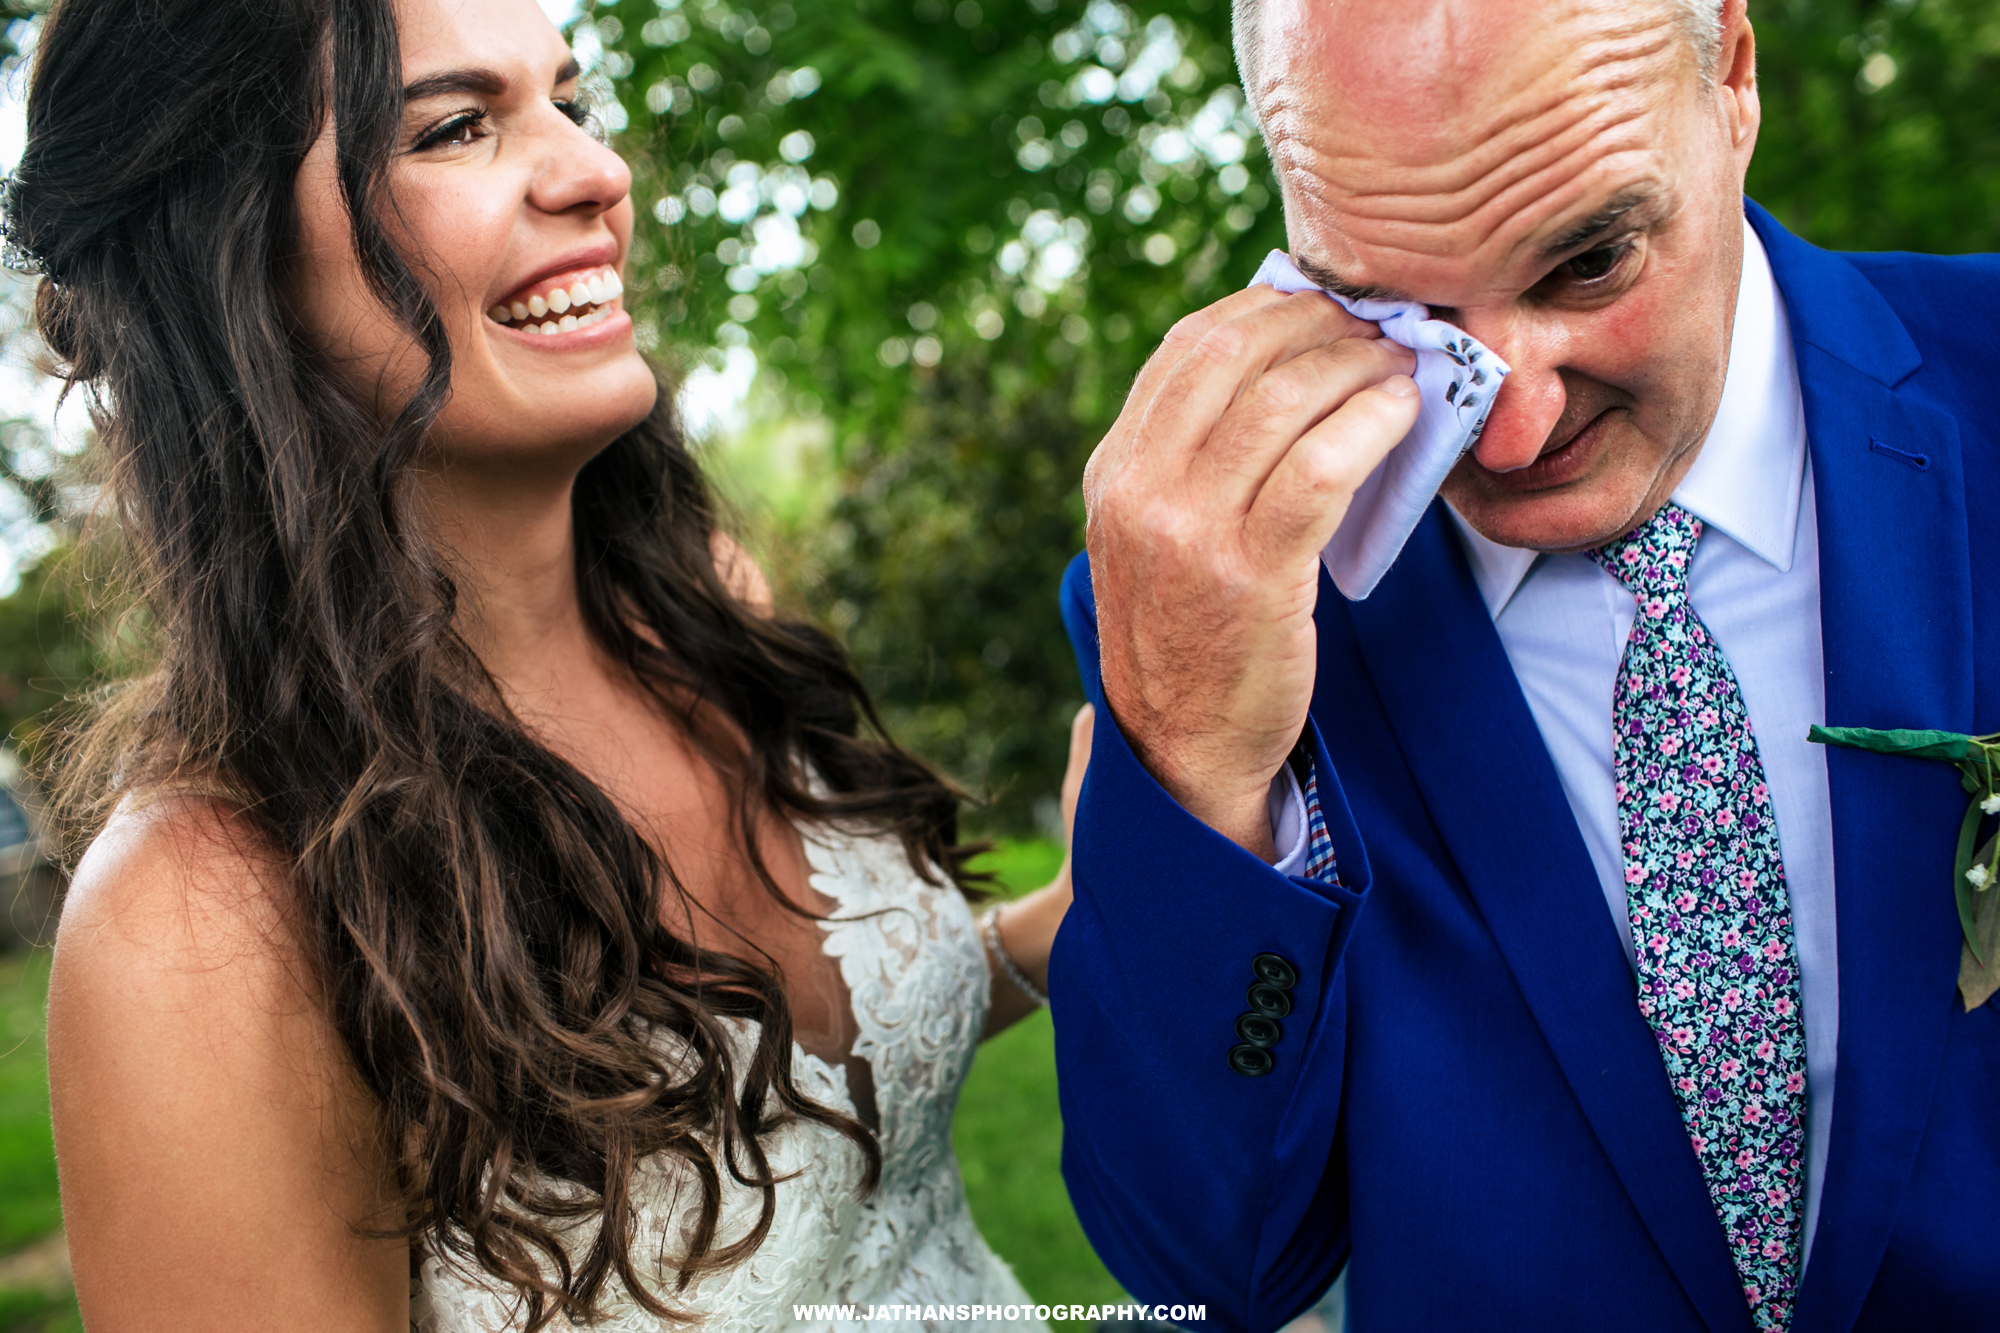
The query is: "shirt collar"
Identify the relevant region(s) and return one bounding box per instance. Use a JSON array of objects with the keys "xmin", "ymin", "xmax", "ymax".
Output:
[{"xmin": 1448, "ymin": 217, "xmax": 1808, "ymax": 618}]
